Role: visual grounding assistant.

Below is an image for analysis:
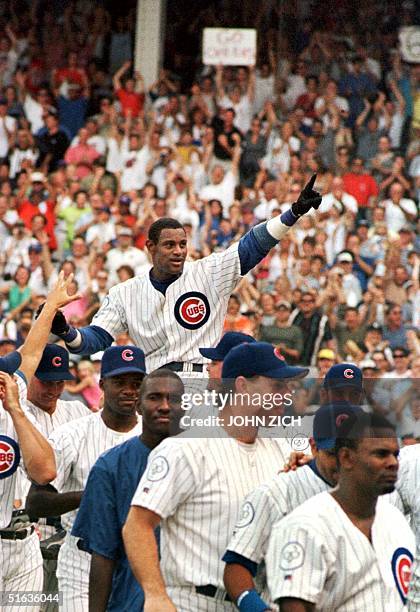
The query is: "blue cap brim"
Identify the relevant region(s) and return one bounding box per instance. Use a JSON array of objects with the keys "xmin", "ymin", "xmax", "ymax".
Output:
[
  {"xmin": 101, "ymin": 366, "xmax": 146, "ymax": 379},
  {"xmin": 36, "ymin": 371, "xmax": 75, "ymax": 381},
  {"xmin": 315, "ymin": 438, "xmax": 336, "ymax": 450},
  {"xmin": 199, "ymin": 348, "xmax": 223, "ymax": 360},
  {"xmin": 264, "ymin": 366, "xmax": 309, "ymax": 380},
  {"xmin": 0, "ymin": 351, "xmax": 22, "ymax": 375}
]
